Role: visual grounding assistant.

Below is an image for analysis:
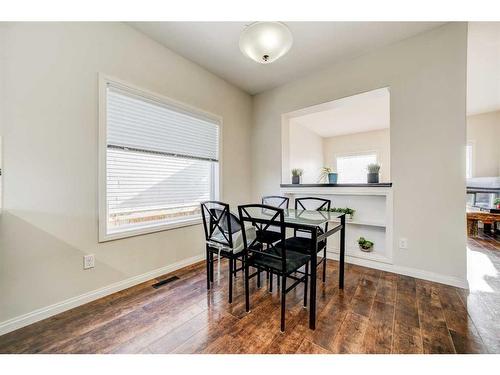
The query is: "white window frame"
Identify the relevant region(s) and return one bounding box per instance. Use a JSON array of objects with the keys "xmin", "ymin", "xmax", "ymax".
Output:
[
  {"xmin": 98, "ymin": 74, "xmax": 223, "ymax": 242},
  {"xmin": 334, "ymin": 150, "xmax": 379, "ymax": 184},
  {"xmin": 466, "ymin": 140, "xmax": 474, "ymax": 179}
]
